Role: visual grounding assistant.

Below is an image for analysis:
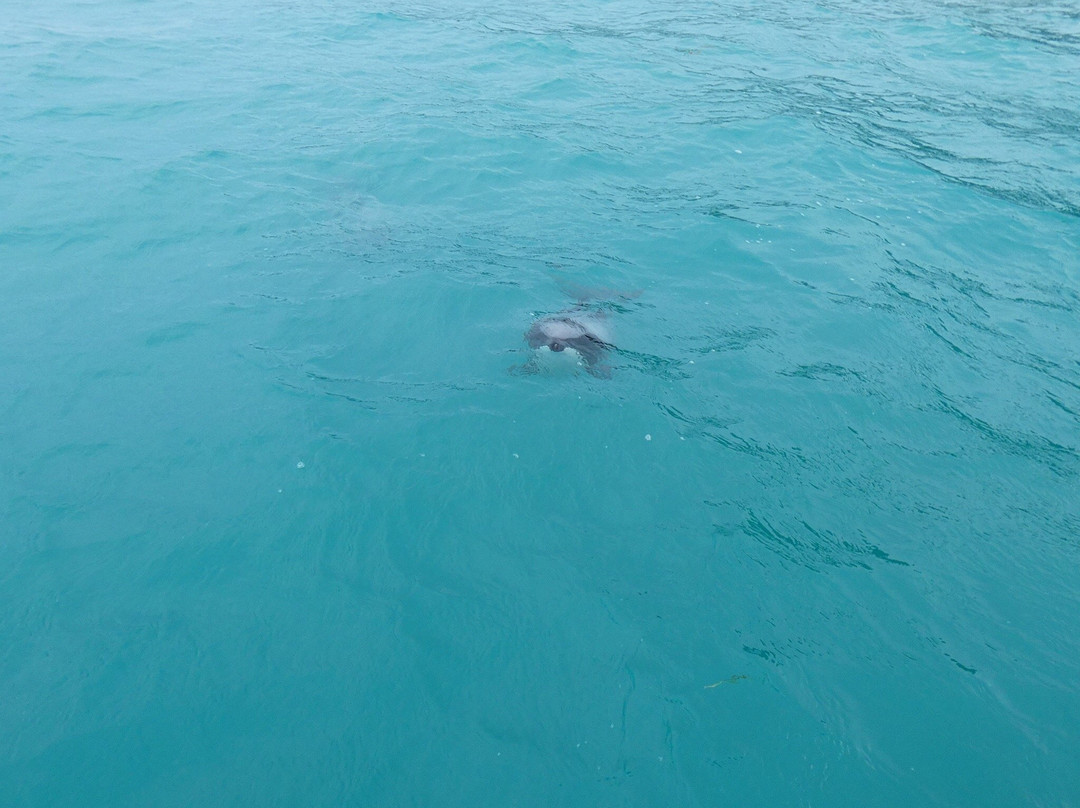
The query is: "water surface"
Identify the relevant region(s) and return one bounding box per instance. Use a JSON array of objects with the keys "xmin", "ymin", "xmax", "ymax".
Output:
[{"xmin": 2, "ymin": 1, "xmax": 1079, "ymax": 805}]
